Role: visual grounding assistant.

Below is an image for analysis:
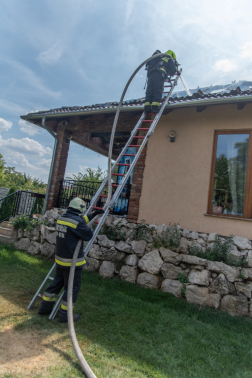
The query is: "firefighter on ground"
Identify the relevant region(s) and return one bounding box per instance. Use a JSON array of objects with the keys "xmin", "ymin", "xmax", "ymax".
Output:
[
  {"xmin": 144, "ymin": 50, "xmax": 178, "ymax": 114},
  {"xmin": 38, "ymin": 197, "xmax": 104, "ymax": 323}
]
